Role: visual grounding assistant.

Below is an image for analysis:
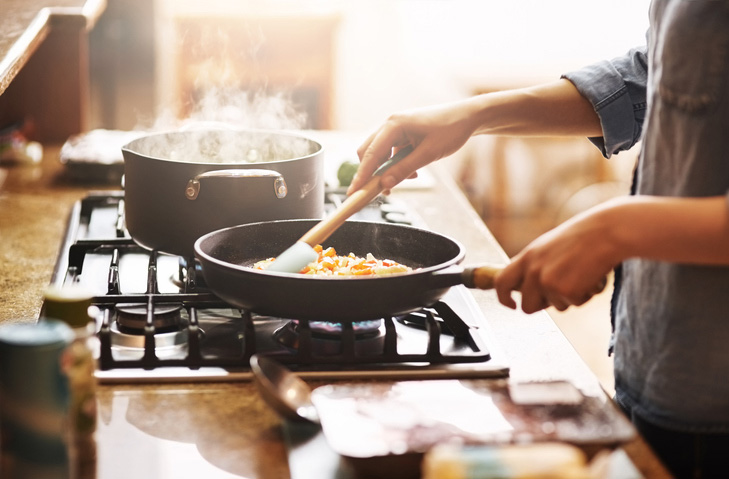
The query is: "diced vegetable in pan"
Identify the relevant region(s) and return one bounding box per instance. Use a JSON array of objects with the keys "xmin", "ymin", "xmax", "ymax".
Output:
[{"xmin": 254, "ymin": 244, "xmax": 413, "ymax": 276}]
